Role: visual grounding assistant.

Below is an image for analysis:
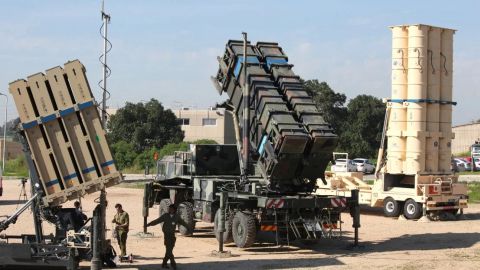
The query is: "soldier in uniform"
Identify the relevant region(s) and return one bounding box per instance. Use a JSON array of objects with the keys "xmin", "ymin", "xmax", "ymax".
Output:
[
  {"xmin": 112, "ymin": 203, "xmax": 129, "ymax": 257},
  {"xmin": 147, "ymin": 204, "xmax": 187, "ymax": 269},
  {"xmin": 73, "ymin": 201, "xmax": 87, "ymax": 231}
]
